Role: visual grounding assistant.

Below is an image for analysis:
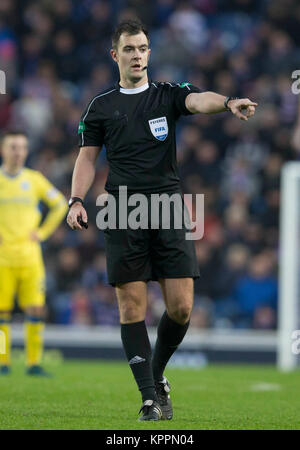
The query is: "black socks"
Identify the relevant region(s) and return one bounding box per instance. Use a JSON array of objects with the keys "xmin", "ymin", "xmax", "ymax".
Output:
[
  {"xmin": 152, "ymin": 311, "xmax": 190, "ymax": 382},
  {"xmin": 121, "ymin": 312, "xmax": 190, "ymax": 402},
  {"xmin": 121, "ymin": 320, "xmax": 157, "ymax": 402}
]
